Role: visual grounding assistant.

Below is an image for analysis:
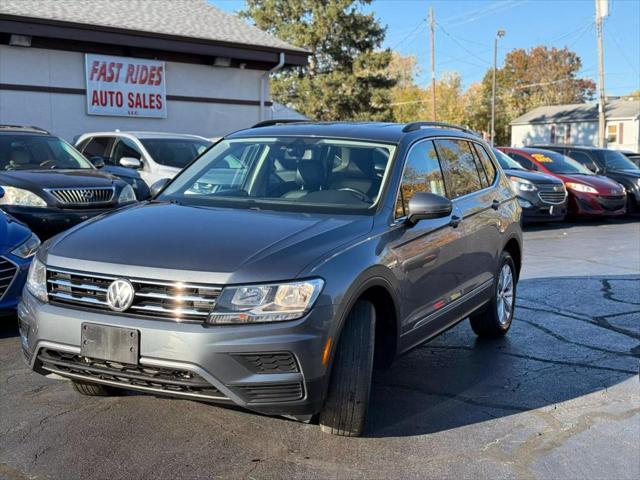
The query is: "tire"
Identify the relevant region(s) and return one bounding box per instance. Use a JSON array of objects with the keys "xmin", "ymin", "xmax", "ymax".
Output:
[
  {"xmin": 71, "ymin": 379, "xmax": 121, "ymax": 396},
  {"xmin": 469, "ymin": 251, "xmax": 517, "ymax": 338},
  {"xmin": 319, "ymin": 300, "xmax": 376, "ymax": 437}
]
